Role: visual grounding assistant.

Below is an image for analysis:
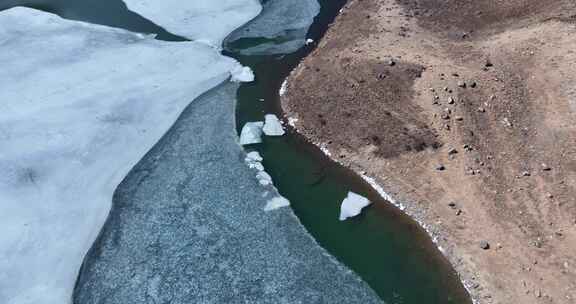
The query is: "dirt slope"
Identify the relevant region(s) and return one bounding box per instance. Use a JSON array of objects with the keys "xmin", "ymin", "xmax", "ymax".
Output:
[{"xmin": 282, "ymin": 0, "xmax": 576, "ymax": 303}]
